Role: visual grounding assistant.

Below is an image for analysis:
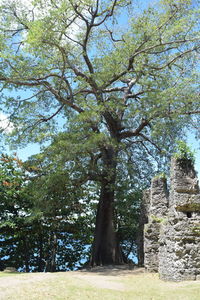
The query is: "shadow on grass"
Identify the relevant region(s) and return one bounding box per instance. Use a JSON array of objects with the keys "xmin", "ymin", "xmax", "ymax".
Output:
[
  {"xmin": 0, "ymin": 271, "xmax": 24, "ymax": 277},
  {"xmin": 79, "ymin": 265, "xmax": 145, "ymax": 277}
]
